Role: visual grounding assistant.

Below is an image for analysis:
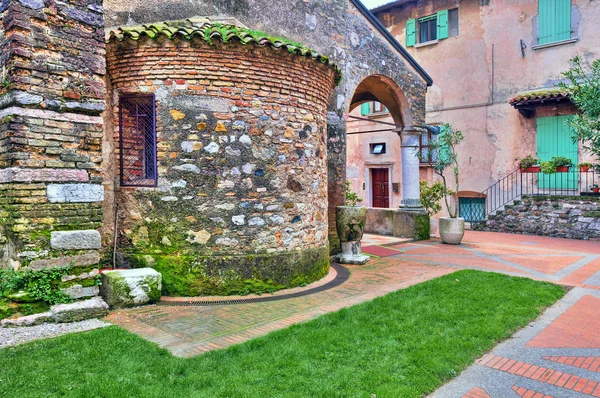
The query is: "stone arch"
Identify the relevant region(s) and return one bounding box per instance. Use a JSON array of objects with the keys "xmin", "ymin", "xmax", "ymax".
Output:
[
  {"xmin": 348, "ymin": 74, "xmax": 413, "ymax": 128},
  {"xmin": 327, "ymin": 74, "xmax": 418, "ymax": 251}
]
